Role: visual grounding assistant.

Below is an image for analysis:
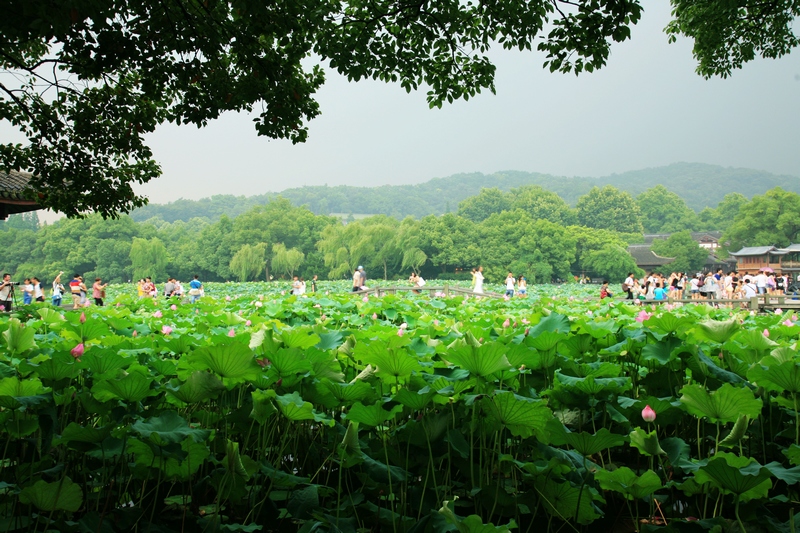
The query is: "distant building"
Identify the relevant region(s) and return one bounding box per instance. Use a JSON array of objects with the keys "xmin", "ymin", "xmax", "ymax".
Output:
[
  {"xmin": 642, "ymin": 231, "xmax": 724, "ymax": 250},
  {"xmin": 627, "ymin": 245, "xmax": 674, "ymax": 273},
  {"xmin": 728, "ymin": 246, "xmax": 790, "ymax": 276},
  {"xmin": 0, "ymin": 171, "xmax": 41, "ymax": 220},
  {"xmin": 329, "ymin": 213, "xmax": 376, "ymax": 225}
]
